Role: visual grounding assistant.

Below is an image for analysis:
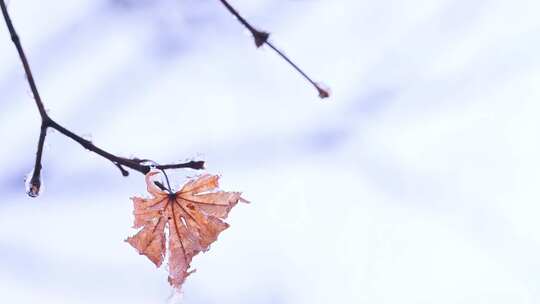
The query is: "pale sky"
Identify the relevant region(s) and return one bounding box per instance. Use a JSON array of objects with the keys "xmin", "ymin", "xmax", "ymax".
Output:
[{"xmin": 1, "ymin": 0, "xmax": 540, "ymax": 303}]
